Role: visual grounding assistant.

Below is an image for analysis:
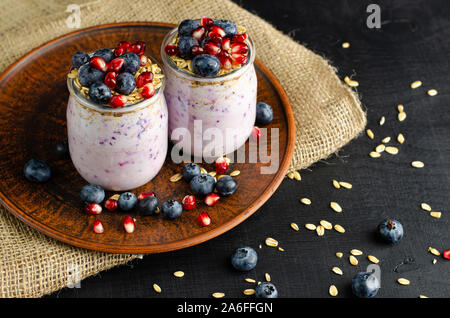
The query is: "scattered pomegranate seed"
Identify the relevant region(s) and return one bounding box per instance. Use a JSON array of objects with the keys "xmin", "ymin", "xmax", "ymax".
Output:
[
  {"xmin": 104, "ymin": 71, "xmax": 117, "ymax": 89},
  {"xmin": 109, "ymin": 94, "xmax": 127, "ymax": 108},
  {"xmin": 117, "ymin": 41, "xmax": 131, "ymax": 51},
  {"xmin": 231, "ymin": 53, "xmax": 247, "ymax": 65},
  {"xmin": 141, "ymin": 83, "xmax": 156, "ymax": 99},
  {"xmin": 93, "ymin": 219, "xmax": 104, "ymax": 234},
  {"xmin": 114, "ymin": 46, "xmax": 126, "ymax": 57},
  {"xmin": 204, "ymin": 42, "xmax": 221, "ymax": 55},
  {"xmin": 182, "ymin": 195, "xmax": 196, "ymax": 210},
  {"xmin": 122, "ymin": 216, "xmax": 135, "ymax": 233},
  {"xmin": 192, "ymin": 45, "xmax": 206, "ymax": 56},
  {"xmin": 104, "ymin": 198, "xmax": 118, "ymax": 211},
  {"xmin": 204, "ymin": 193, "xmax": 220, "ymax": 207},
  {"xmin": 197, "ymin": 211, "xmax": 211, "ymax": 227},
  {"xmin": 137, "ymin": 191, "xmax": 156, "ymax": 200},
  {"xmin": 89, "ymin": 56, "xmax": 108, "ymax": 72},
  {"xmin": 210, "ymin": 25, "xmax": 226, "ymax": 37},
  {"xmin": 129, "ymin": 41, "xmax": 146, "ymax": 55},
  {"xmin": 192, "ymin": 26, "xmax": 206, "ymax": 41},
  {"xmin": 444, "ymin": 249, "xmax": 450, "ymax": 259},
  {"xmin": 201, "ymin": 16, "xmax": 214, "ymax": 28},
  {"xmin": 164, "ymin": 44, "xmax": 178, "ymax": 56},
  {"xmin": 209, "ymin": 31, "xmax": 223, "ymax": 44},
  {"xmin": 108, "ymin": 57, "xmax": 125, "ymax": 72},
  {"xmin": 139, "ymin": 54, "xmax": 148, "ymax": 66},
  {"xmin": 215, "ymin": 157, "xmax": 229, "ymax": 174},
  {"xmin": 251, "ymin": 126, "xmax": 261, "ymax": 142},
  {"xmin": 222, "ymin": 38, "xmax": 231, "ymax": 51},
  {"xmin": 84, "ymin": 203, "xmax": 102, "ymax": 215},
  {"xmin": 231, "ymin": 43, "xmax": 249, "ymax": 54},
  {"xmin": 136, "ymin": 71, "xmax": 154, "ymax": 88}
]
